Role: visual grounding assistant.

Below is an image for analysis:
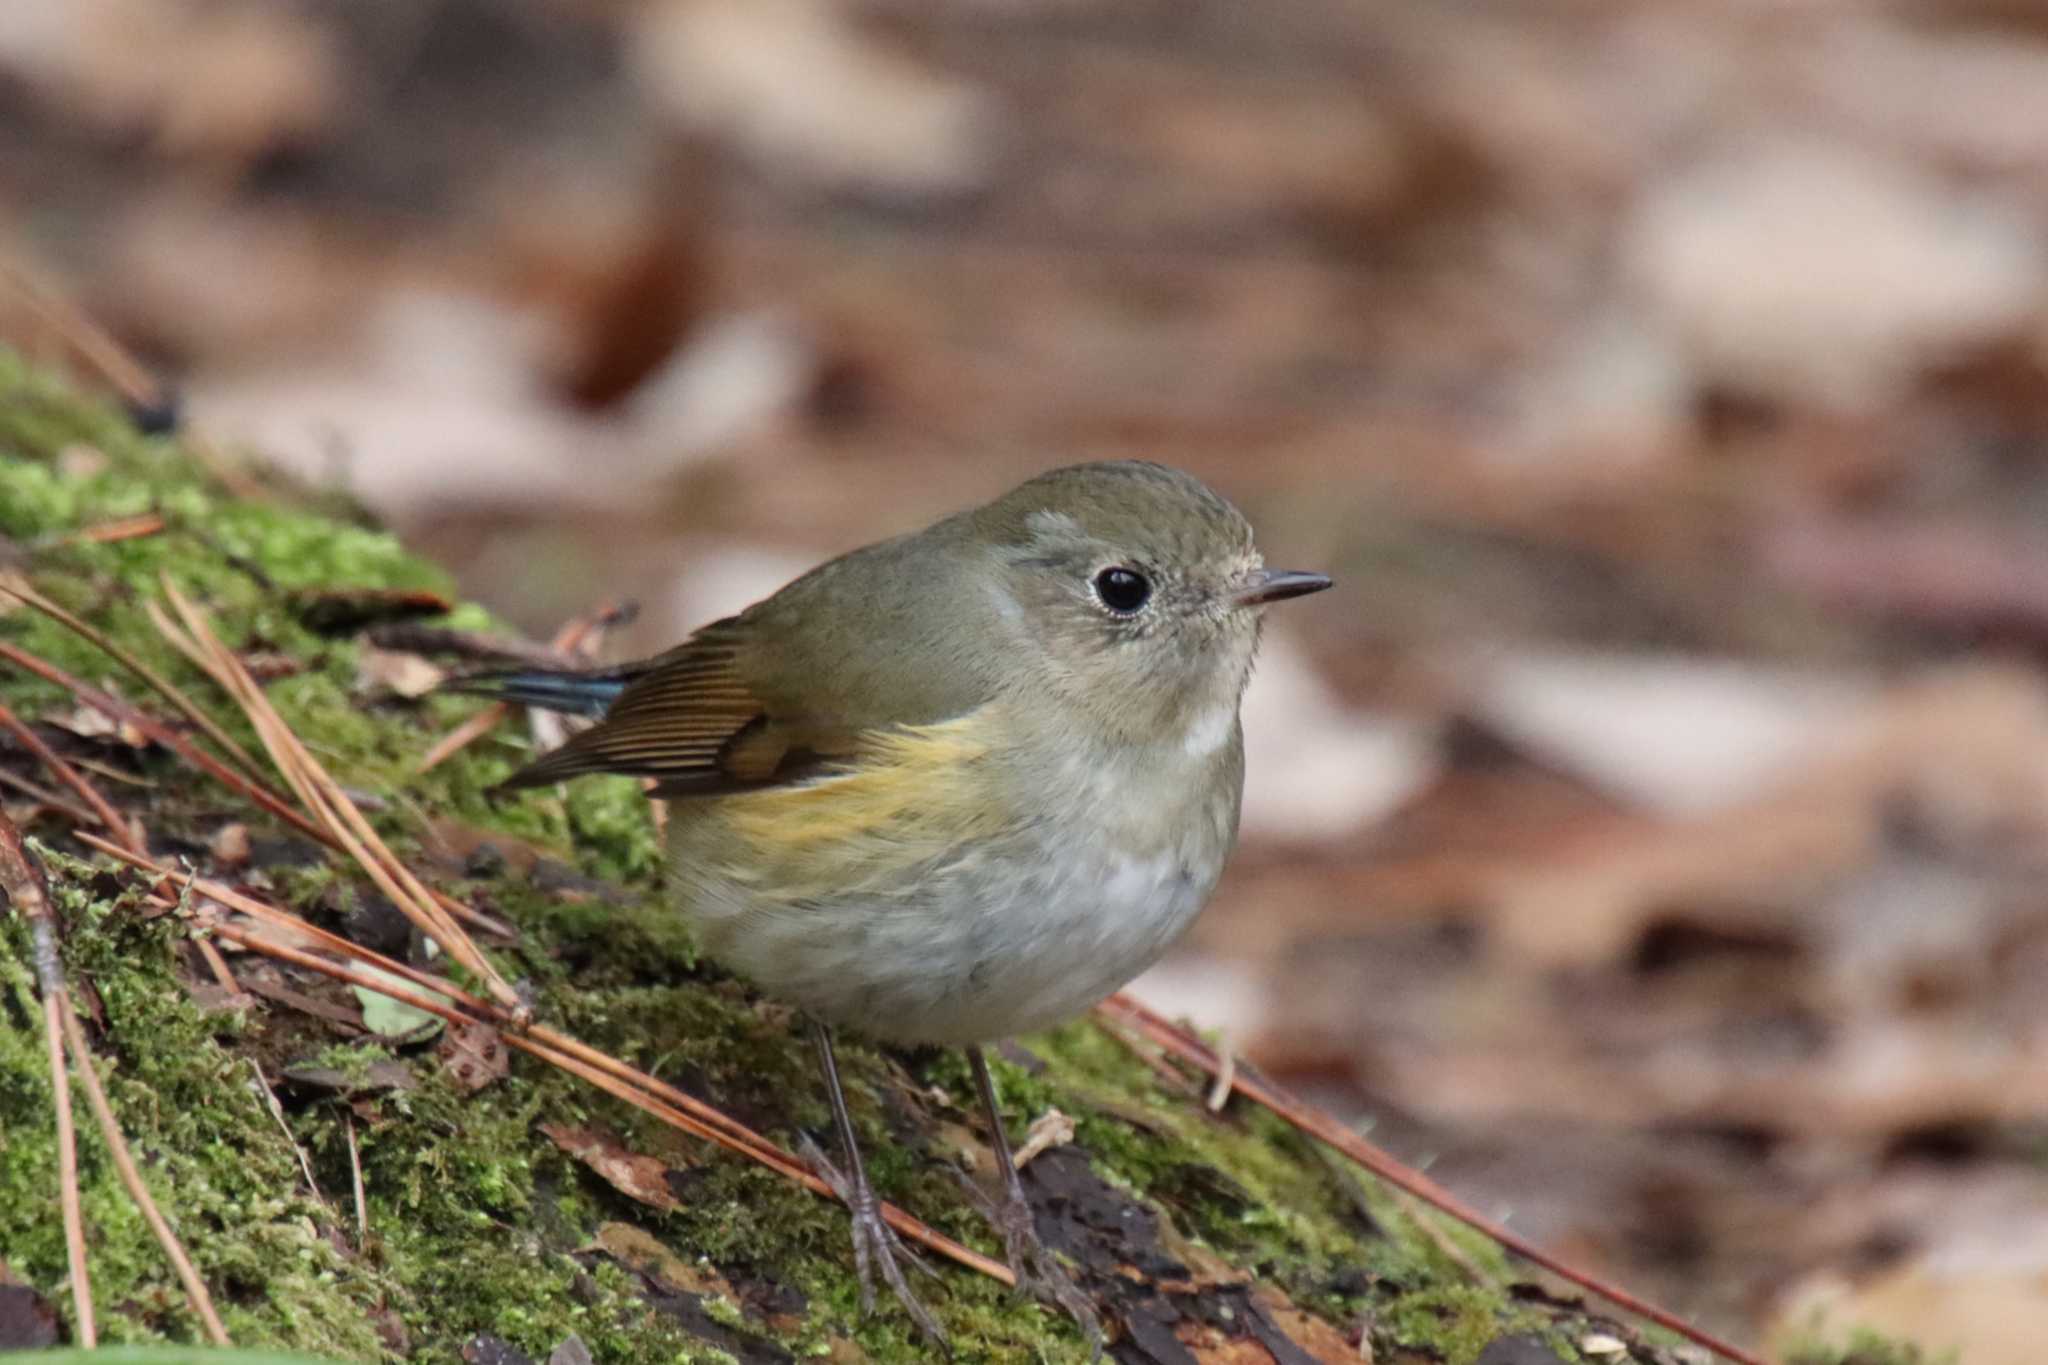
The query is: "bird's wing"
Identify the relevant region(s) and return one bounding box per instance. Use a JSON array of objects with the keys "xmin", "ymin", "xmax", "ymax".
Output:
[
  {"xmin": 495, "ymin": 527, "xmax": 1017, "ymax": 794},
  {"xmin": 494, "ymin": 618, "xmax": 798, "ymax": 793}
]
